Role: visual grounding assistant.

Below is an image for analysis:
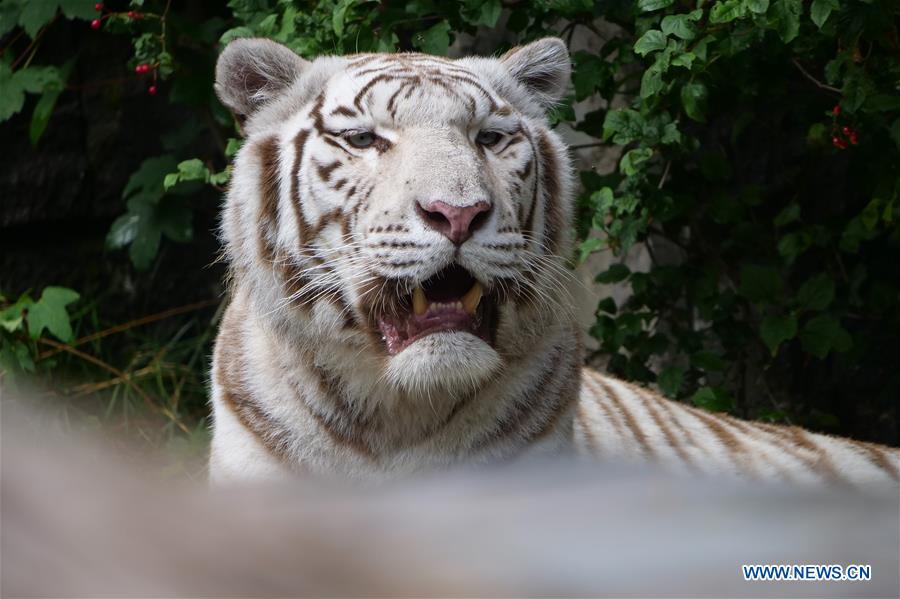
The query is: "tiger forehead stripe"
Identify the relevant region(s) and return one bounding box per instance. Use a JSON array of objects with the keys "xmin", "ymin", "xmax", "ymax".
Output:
[{"xmin": 330, "ymin": 105, "xmax": 357, "ymax": 117}]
